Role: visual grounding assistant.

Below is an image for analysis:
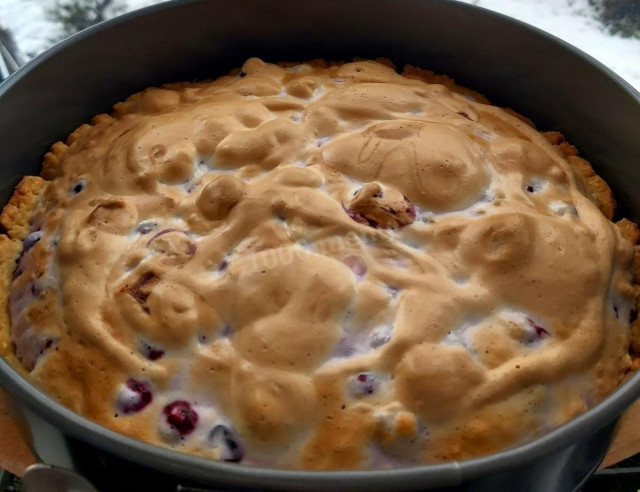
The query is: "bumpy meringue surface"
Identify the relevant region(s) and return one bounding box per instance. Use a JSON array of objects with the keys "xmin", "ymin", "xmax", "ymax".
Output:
[{"xmin": 2, "ymin": 58, "xmax": 637, "ymax": 469}]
